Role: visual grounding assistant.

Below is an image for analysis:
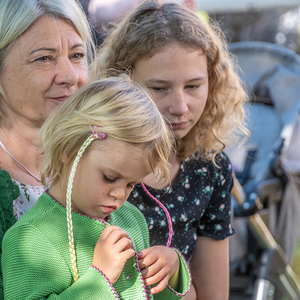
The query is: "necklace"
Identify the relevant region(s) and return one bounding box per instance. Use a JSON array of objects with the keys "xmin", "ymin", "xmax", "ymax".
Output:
[{"xmin": 0, "ymin": 140, "xmax": 41, "ymax": 182}]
